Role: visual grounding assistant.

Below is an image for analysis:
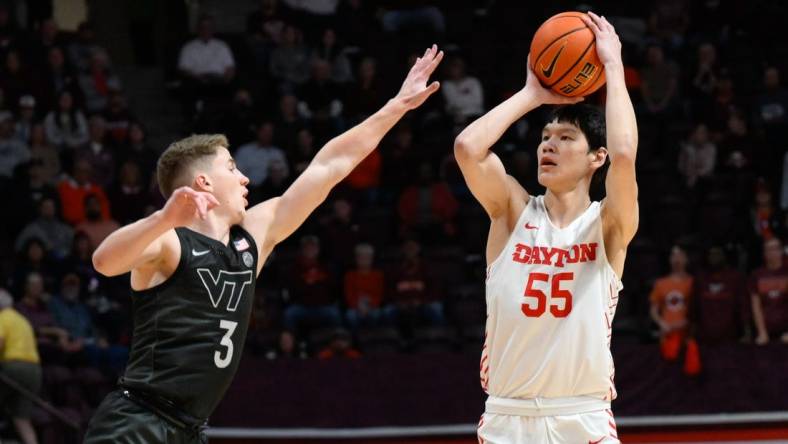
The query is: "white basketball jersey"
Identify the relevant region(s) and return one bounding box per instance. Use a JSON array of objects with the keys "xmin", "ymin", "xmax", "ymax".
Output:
[{"xmin": 480, "ymin": 195, "xmax": 621, "ymax": 401}]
